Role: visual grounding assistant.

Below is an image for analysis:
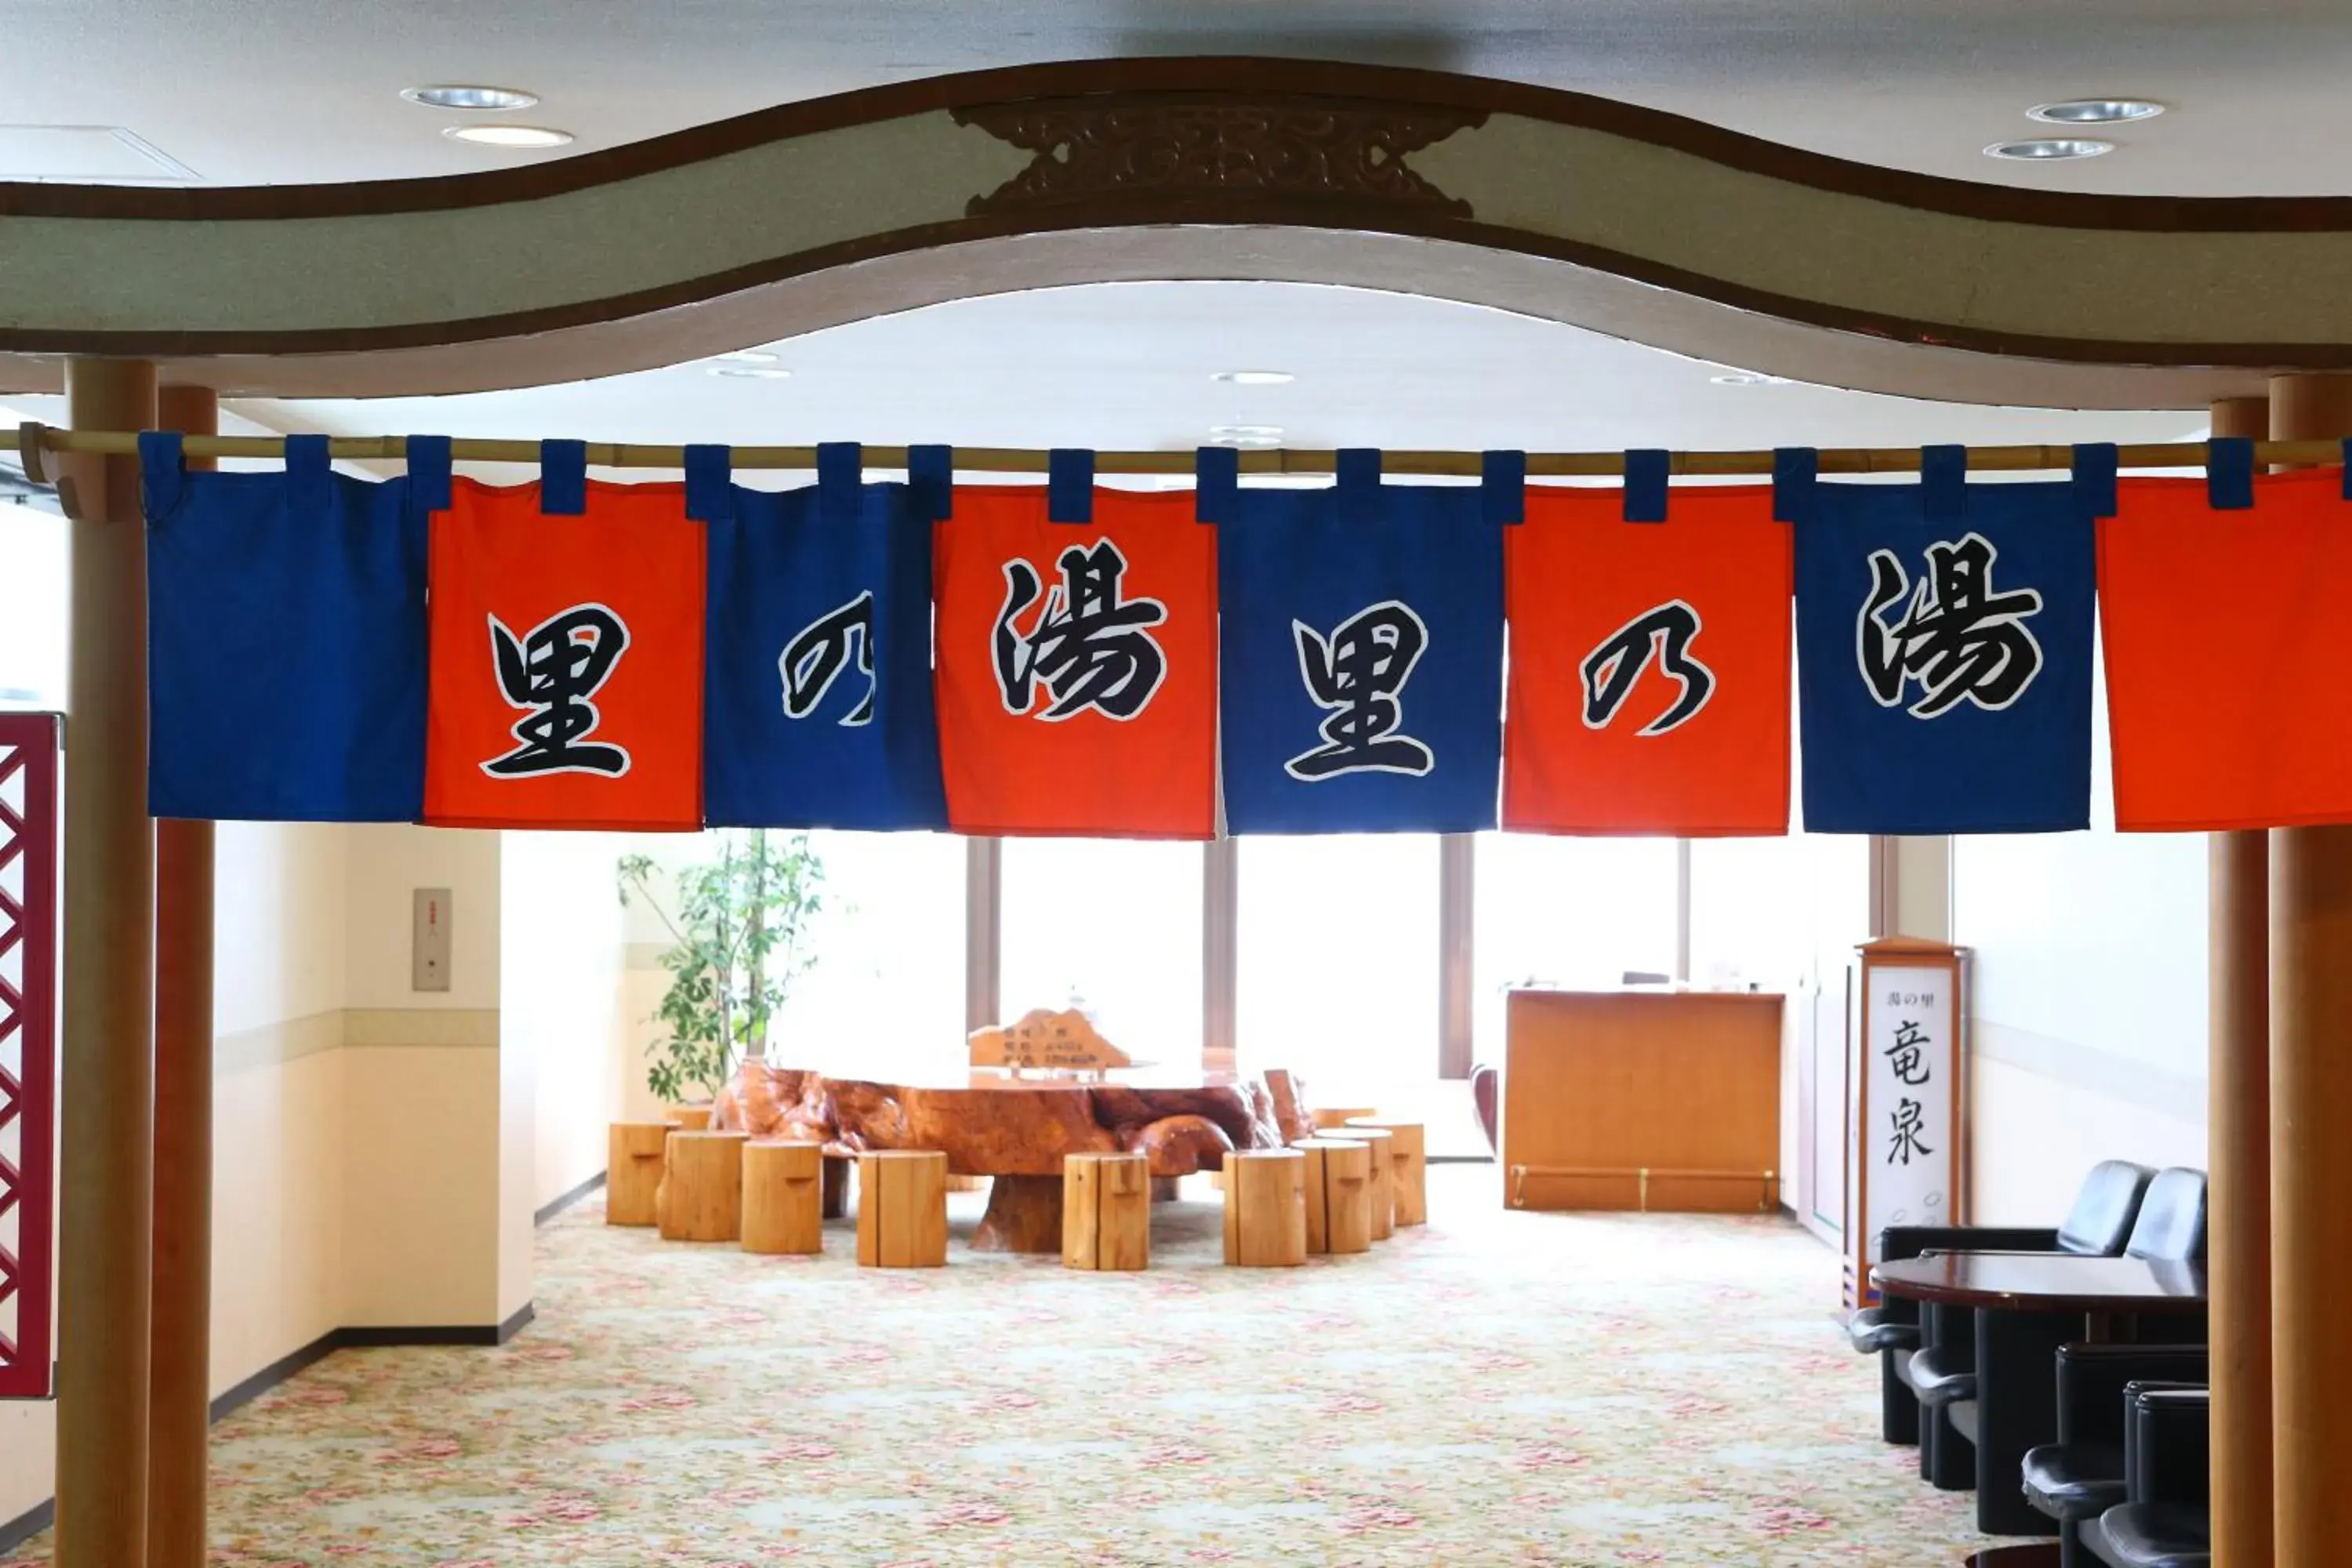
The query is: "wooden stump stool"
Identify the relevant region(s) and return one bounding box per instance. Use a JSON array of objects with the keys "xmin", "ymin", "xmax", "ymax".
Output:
[
  {"xmin": 1347, "ymin": 1120, "xmax": 1426, "ymax": 1227},
  {"xmin": 606, "ymin": 1120, "xmax": 673, "ymax": 1227},
  {"xmin": 1221, "ymin": 1149, "xmax": 1307, "ymax": 1268},
  {"xmin": 1312, "ymin": 1105, "xmax": 1379, "ymax": 1131},
  {"xmin": 855, "ymin": 1149, "xmax": 948, "ymax": 1268},
  {"xmin": 742, "ymin": 1140, "xmax": 825, "ymax": 1255},
  {"xmin": 1063, "ymin": 1152, "xmax": 1150, "ymax": 1271},
  {"xmin": 1296, "ymin": 1137, "xmax": 1374, "ymax": 1255},
  {"xmin": 660, "ymin": 1130, "xmax": 750, "ymax": 1242},
  {"xmin": 668, "ymin": 1105, "xmax": 715, "ymax": 1131},
  {"xmin": 1339, "ymin": 1127, "xmax": 1396, "ymax": 1240}
]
